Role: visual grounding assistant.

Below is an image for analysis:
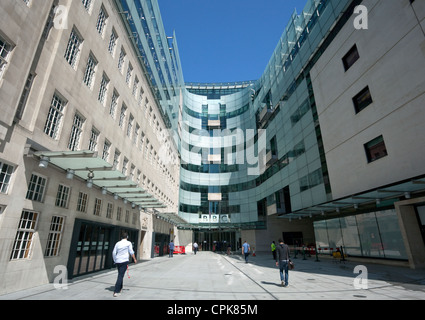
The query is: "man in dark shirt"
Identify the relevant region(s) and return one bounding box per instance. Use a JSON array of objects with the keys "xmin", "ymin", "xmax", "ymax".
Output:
[{"xmin": 275, "ymin": 239, "xmax": 290, "ymax": 287}]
